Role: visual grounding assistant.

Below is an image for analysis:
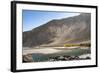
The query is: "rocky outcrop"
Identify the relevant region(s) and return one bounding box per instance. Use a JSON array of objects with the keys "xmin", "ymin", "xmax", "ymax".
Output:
[{"xmin": 23, "ymin": 54, "xmax": 33, "ymax": 62}]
